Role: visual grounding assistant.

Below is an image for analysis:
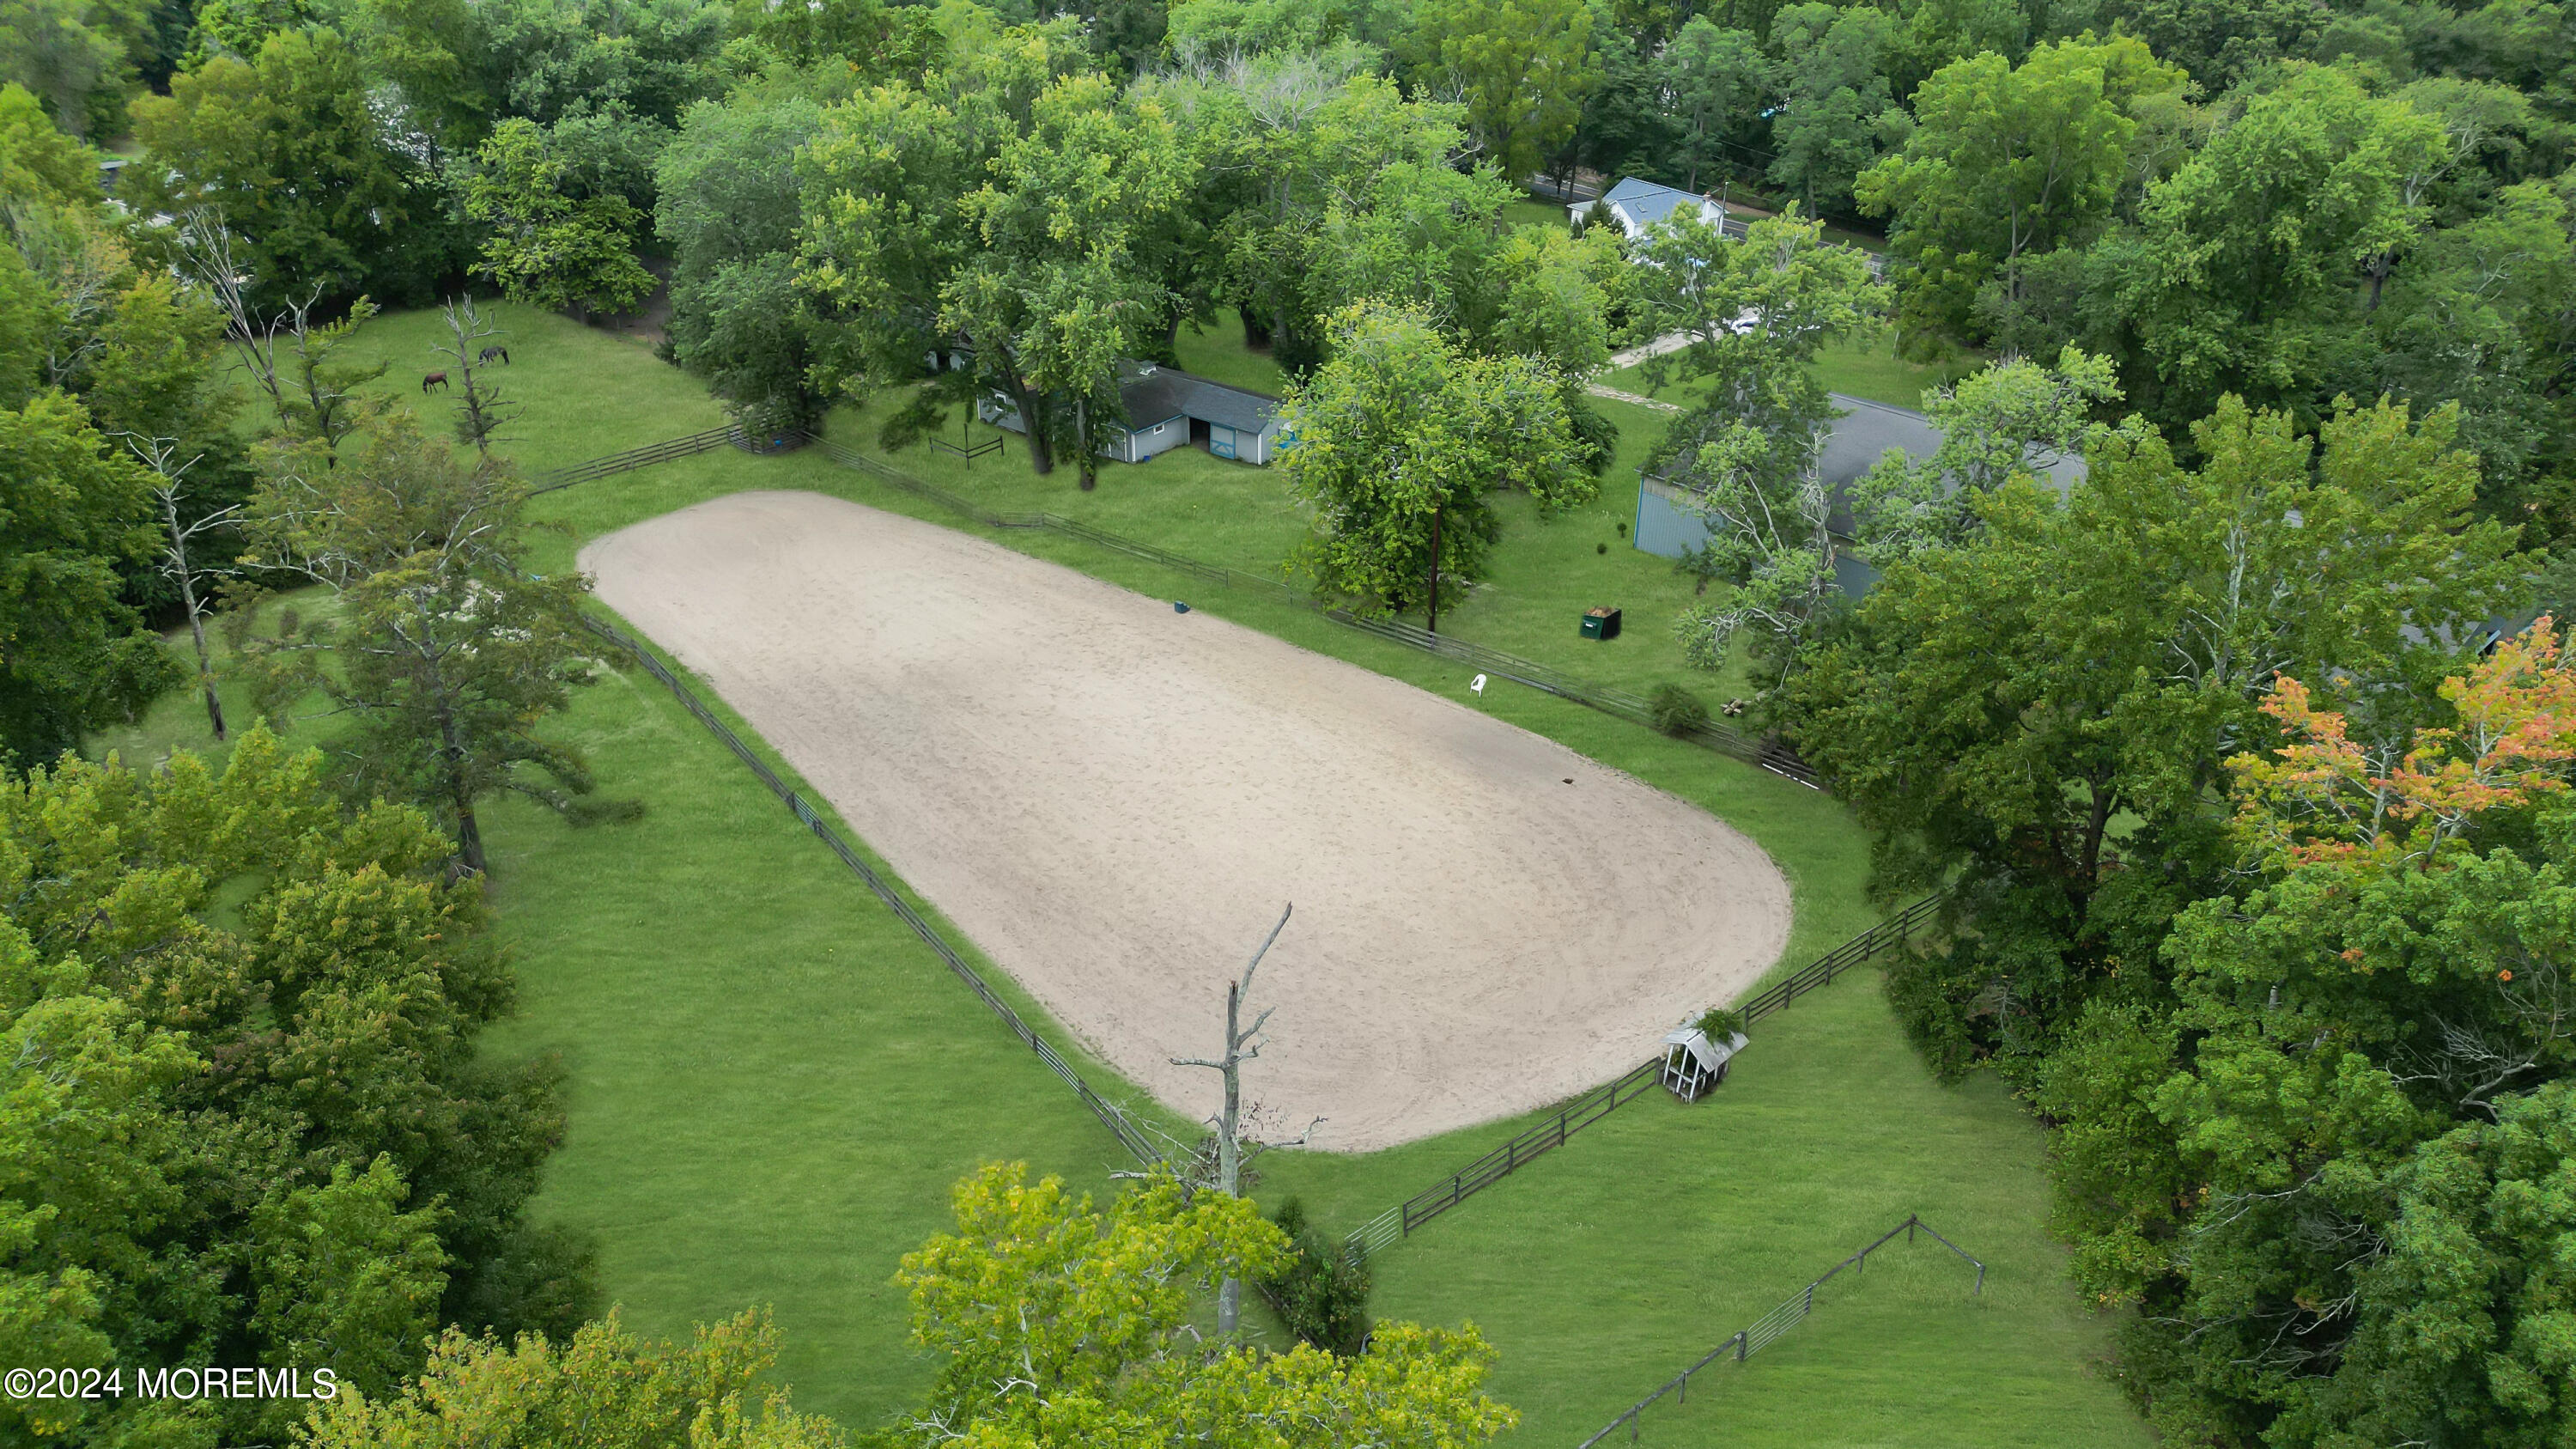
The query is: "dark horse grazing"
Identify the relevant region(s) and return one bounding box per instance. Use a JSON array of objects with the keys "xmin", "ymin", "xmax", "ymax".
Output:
[
  {"xmin": 478, "ymin": 345, "xmax": 510, "ymax": 366},
  {"xmin": 422, "ymin": 371, "xmax": 449, "ymax": 393}
]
